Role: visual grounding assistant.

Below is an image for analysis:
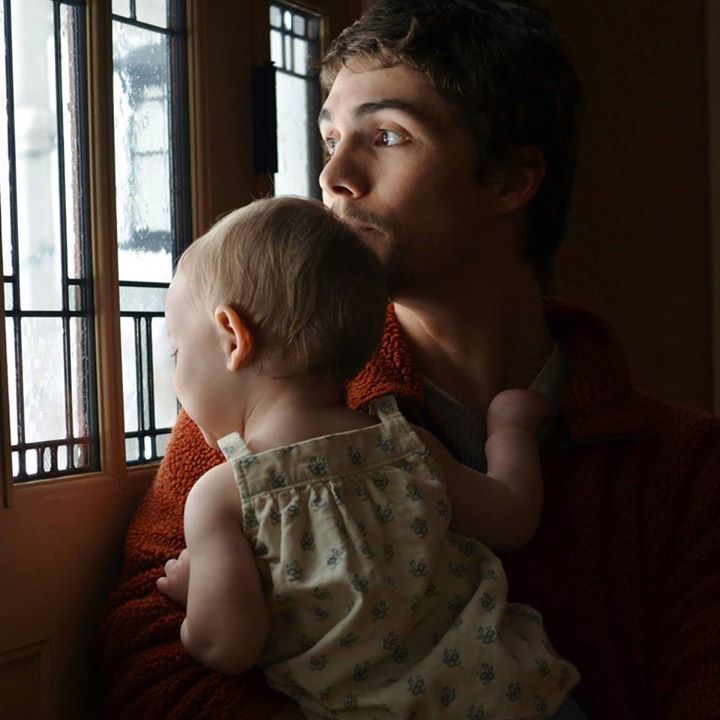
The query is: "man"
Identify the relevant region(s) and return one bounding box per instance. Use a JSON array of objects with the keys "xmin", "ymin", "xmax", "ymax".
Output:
[{"xmin": 100, "ymin": 2, "xmax": 720, "ymax": 718}]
